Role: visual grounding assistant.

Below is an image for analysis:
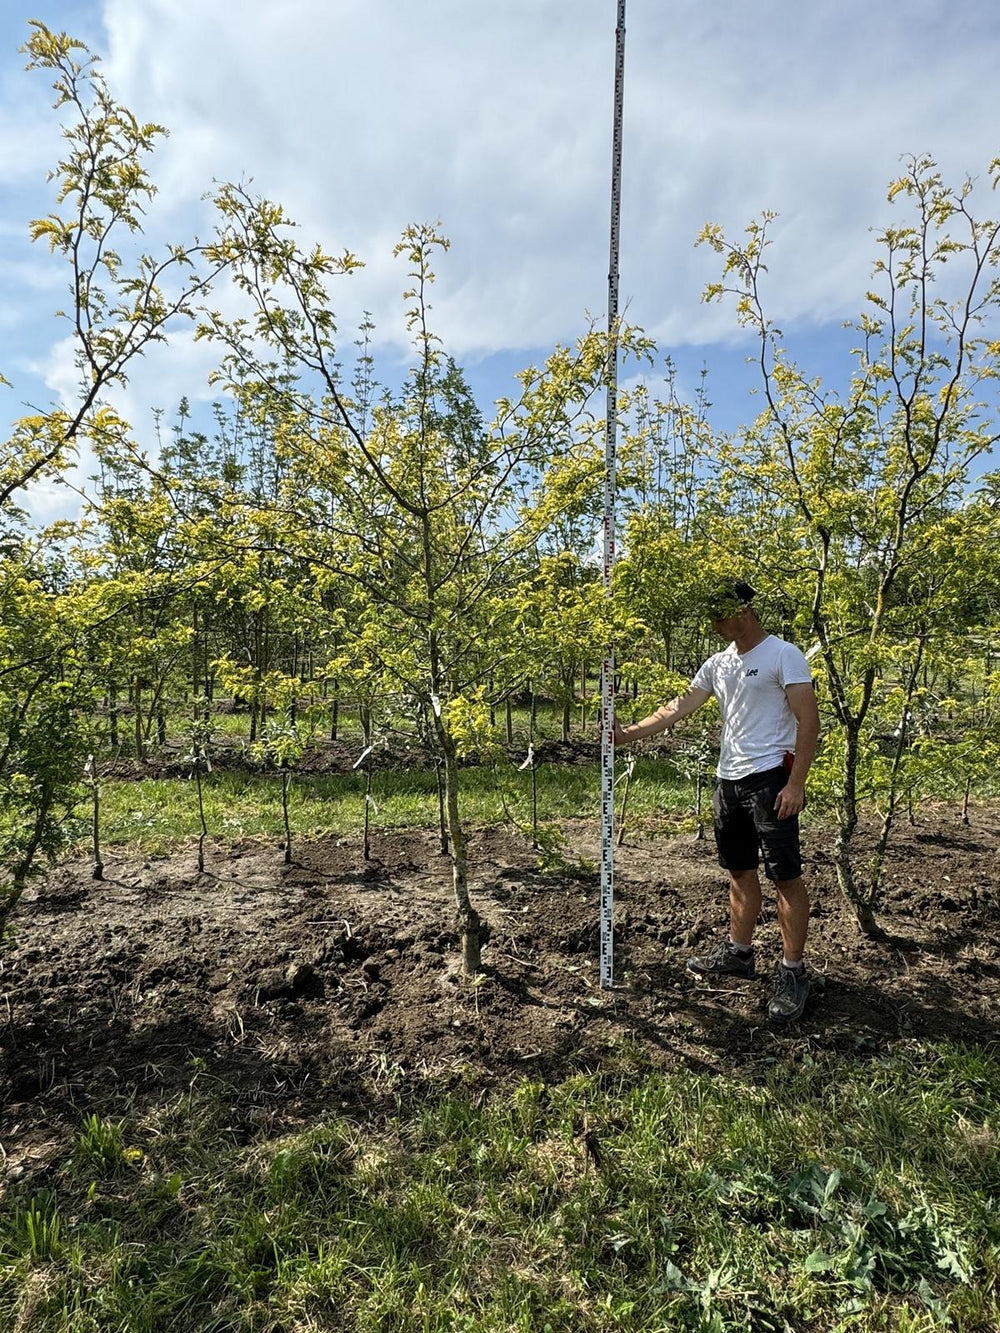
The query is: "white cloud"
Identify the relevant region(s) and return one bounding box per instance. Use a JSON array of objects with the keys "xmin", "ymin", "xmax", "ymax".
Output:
[
  {"xmin": 3, "ymin": 0, "xmax": 999, "ymax": 466},
  {"xmin": 89, "ymin": 0, "xmax": 999, "ymax": 360}
]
